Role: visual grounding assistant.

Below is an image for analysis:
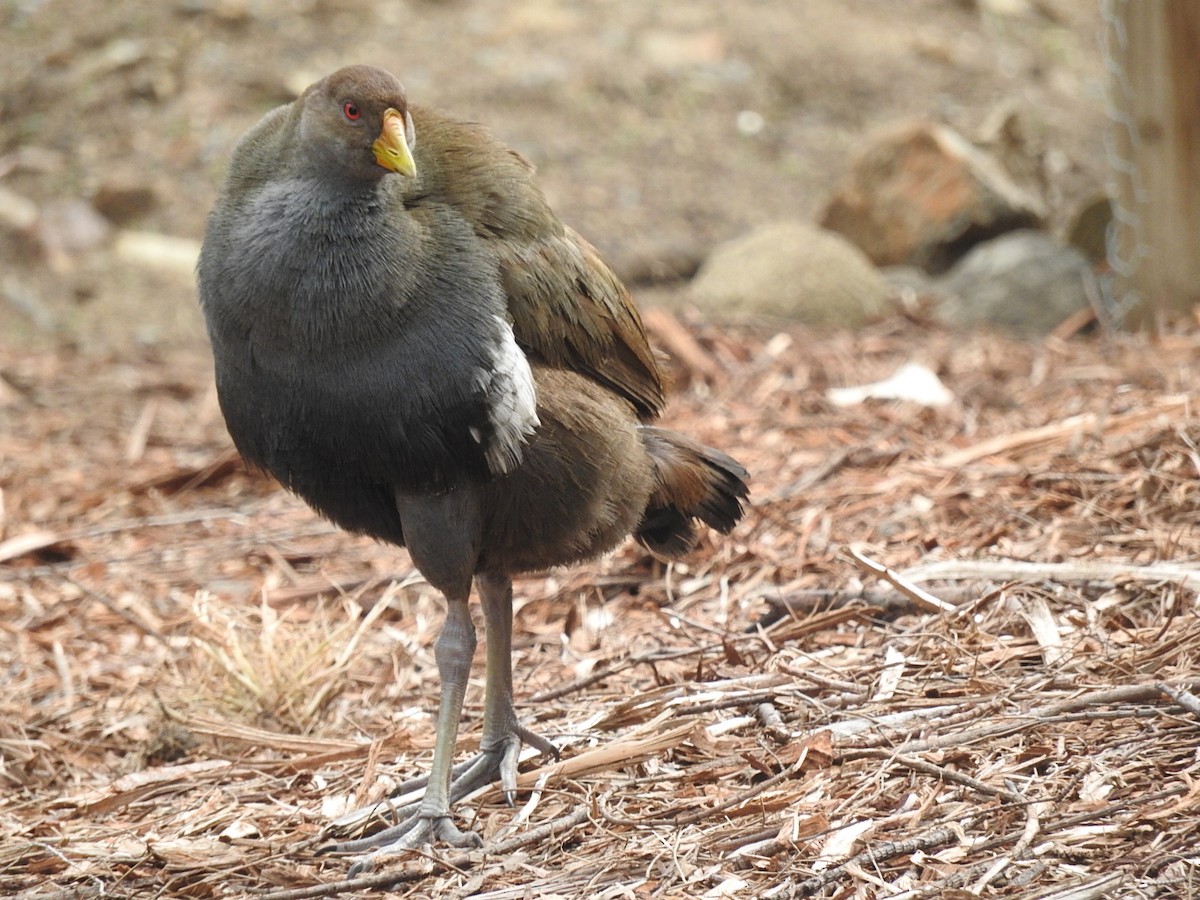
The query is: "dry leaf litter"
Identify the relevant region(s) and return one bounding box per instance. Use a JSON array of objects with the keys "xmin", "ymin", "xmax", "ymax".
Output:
[{"xmin": 2, "ymin": 314, "xmax": 1199, "ymax": 898}]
